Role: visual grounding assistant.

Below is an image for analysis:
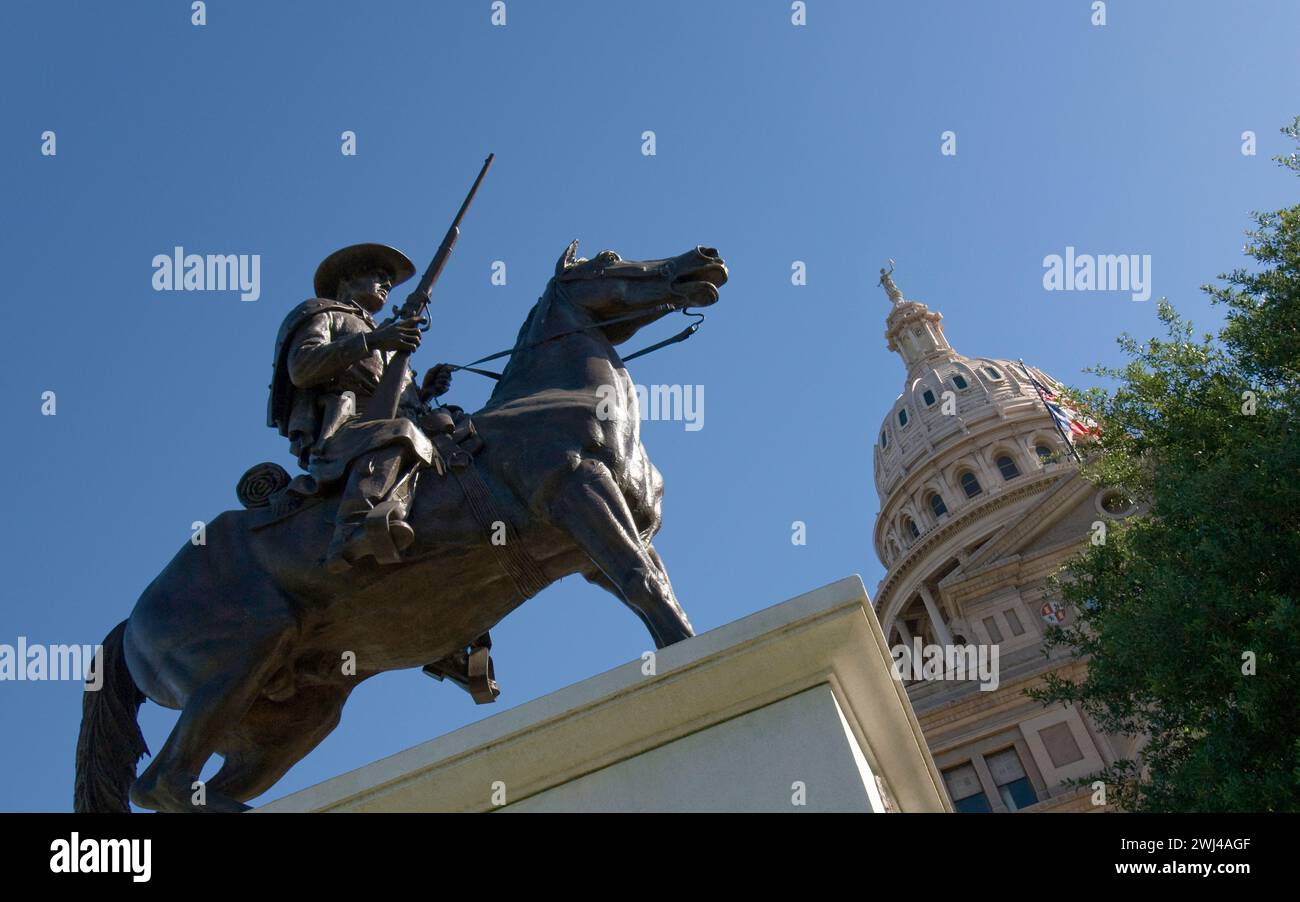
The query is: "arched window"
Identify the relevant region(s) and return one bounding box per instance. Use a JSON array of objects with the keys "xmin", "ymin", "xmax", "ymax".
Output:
[
  {"xmin": 959, "ymin": 471, "xmax": 982, "ymax": 498},
  {"xmin": 996, "ymin": 455, "xmax": 1021, "ymax": 480},
  {"xmin": 898, "ymin": 409, "xmax": 909, "ymax": 427},
  {"xmin": 1035, "ymin": 444, "xmax": 1052, "ymax": 463},
  {"xmin": 922, "ymin": 389, "xmax": 936, "ymax": 406},
  {"xmin": 985, "ymin": 366, "xmax": 1002, "ymax": 380},
  {"xmin": 929, "ymin": 493, "xmax": 948, "ymax": 518},
  {"xmin": 905, "ymin": 518, "xmax": 920, "ymax": 539},
  {"xmin": 952, "ymin": 374, "xmax": 968, "ymax": 390},
  {"xmin": 881, "ymin": 430, "xmax": 888, "ymax": 449}
]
